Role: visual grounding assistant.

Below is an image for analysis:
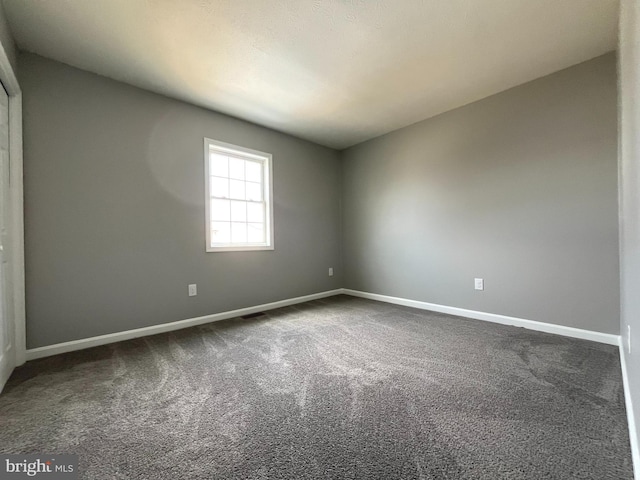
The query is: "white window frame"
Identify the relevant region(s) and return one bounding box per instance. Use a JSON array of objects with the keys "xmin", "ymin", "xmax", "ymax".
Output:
[{"xmin": 204, "ymin": 138, "xmax": 274, "ymax": 252}]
